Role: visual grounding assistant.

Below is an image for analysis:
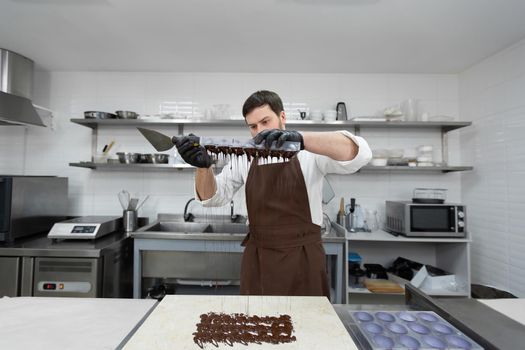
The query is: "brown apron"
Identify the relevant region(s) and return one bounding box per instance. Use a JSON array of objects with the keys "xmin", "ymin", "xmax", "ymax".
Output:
[{"xmin": 240, "ymin": 156, "xmax": 330, "ymax": 298}]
